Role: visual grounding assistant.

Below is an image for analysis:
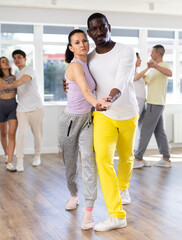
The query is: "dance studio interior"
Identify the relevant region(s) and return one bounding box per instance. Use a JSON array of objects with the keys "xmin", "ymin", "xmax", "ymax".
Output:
[{"xmin": 0, "ymin": 0, "xmax": 182, "ymax": 239}]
